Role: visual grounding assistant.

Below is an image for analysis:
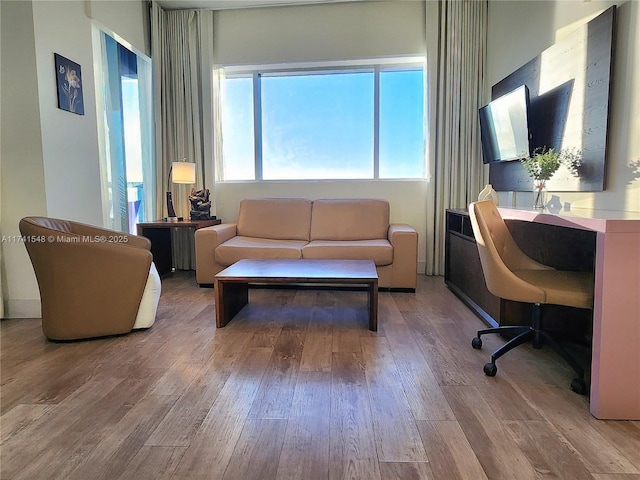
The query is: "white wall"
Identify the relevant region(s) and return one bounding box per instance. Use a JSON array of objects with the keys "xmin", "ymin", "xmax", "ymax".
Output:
[
  {"xmin": 214, "ymin": 1, "xmax": 426, "ymax": 66},
  {"xmin": 0, "ymin": 0, "xmax": 149, "ymax": 318},
  {"xmin": 1, "ymin": 1, "xmax": 48, "ymax": 318},
  {"xmin": 32, "ymin": 1, "xmax": 104, "ymax": 225},
  {"xmin": 88, "ymin": 0, "xmax": 150, "ymax": 55},
  {"xmin": 487, "ymin": 0, "xmax": 639, "ymax": 212}
]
